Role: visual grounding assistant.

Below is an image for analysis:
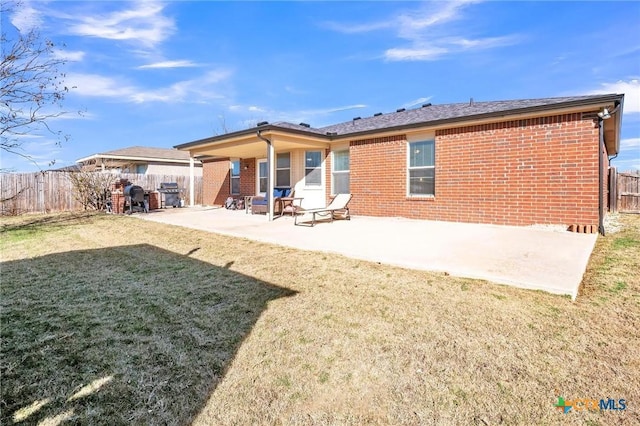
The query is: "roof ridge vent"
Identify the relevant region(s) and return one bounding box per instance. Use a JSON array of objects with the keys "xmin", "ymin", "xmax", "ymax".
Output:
[
  {"xmin": 396, "ymin": 108, "xmax": 406, "ymax": 112},
  {"xmin": 299, "ymin": 122, "xmax": 310, "ymax": 128},
  {"xmin": 373, "ymin": 112, "xmax": 383, "ymax": 116},
  {"xmin": 256, "ymin": 121, "xmax": 269, "ymax": 126},
  {"xmin": 422, "ymin": 103, "xmax": 432, "ymax": 108},
  {"xmin": 353, "ymin": 116, "xmax": 361, "ymax": 121}
]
